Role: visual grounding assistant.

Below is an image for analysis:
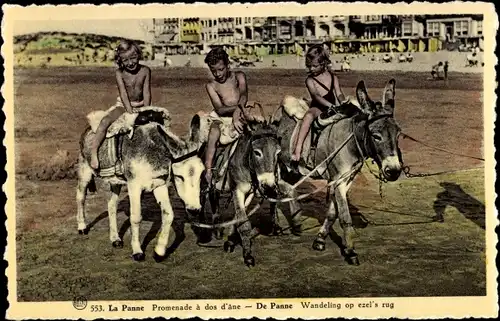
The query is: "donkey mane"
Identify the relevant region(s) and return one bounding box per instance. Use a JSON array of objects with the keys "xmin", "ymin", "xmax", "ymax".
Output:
[{"xmin": 245, "ymin": 120, "xmax": 277, "ymax": 137}]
